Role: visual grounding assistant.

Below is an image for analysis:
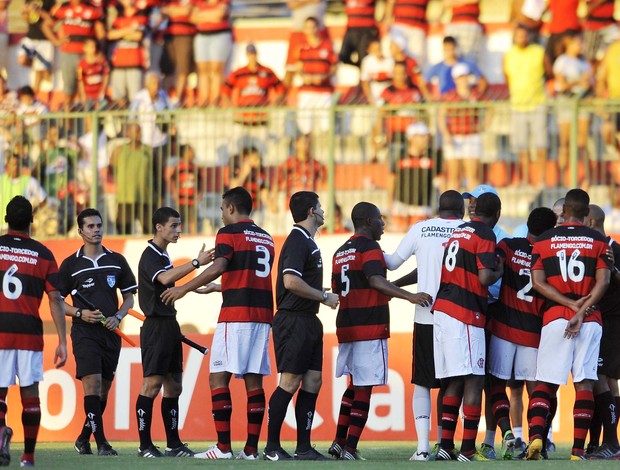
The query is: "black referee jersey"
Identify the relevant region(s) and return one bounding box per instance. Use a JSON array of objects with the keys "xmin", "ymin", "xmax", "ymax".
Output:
[{"xmin": 138, "ymin": 240, "xmax": 177, "ymax": 317}]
